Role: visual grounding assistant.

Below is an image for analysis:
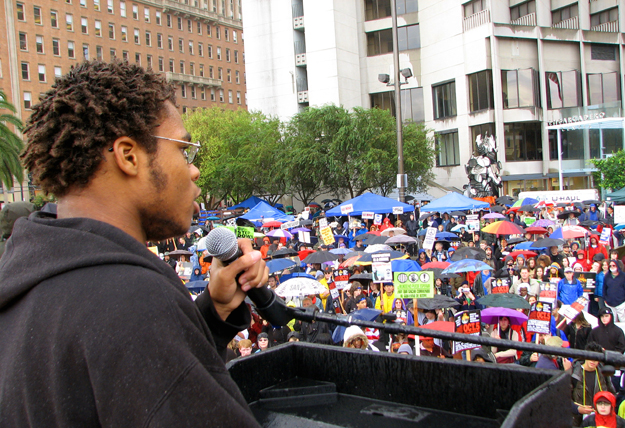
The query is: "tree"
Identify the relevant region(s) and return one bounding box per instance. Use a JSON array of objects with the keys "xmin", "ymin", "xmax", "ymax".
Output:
[
  {"xmin": 184, "ymin": 107, "xmax": 286, "ymax": 208},
  {"xmin": 592, "ymin": 151, "xmax": 625, "ymax": 191},
  {"xmin": 0, "ymin": 90, "xmax": 25, "ymax": 200}
]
